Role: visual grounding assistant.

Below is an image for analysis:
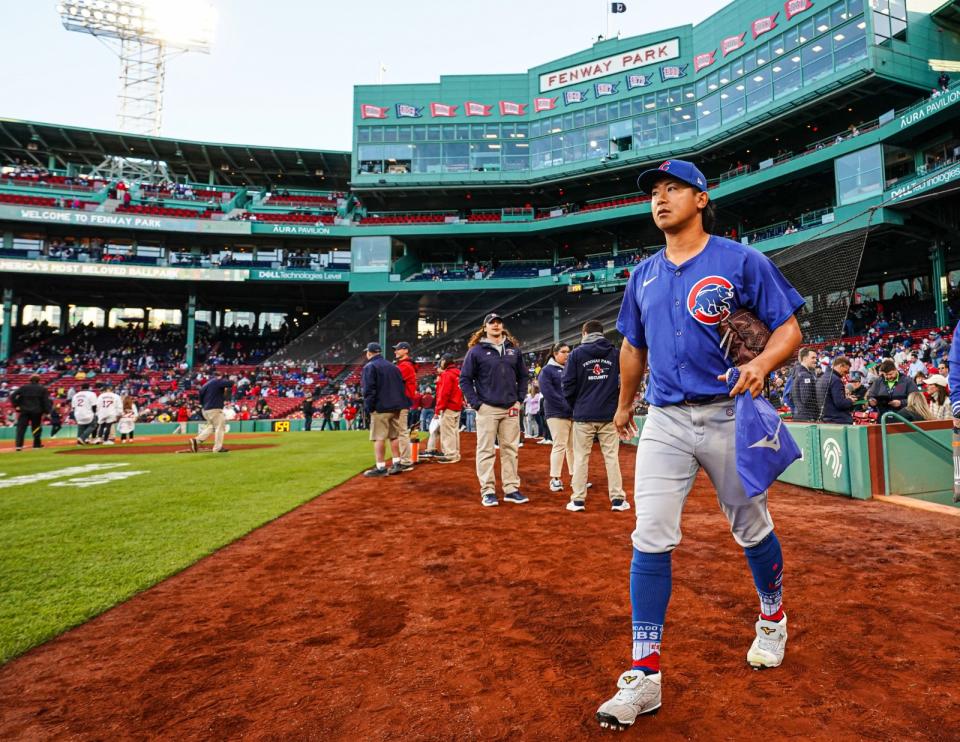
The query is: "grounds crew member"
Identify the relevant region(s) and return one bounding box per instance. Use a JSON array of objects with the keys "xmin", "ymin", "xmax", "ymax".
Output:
[
  {"xmin": 11, "ymin": 374, "xmax": 52, "ymax": 451},
  {"xmin": 361, "ymin": 341, "xmax": 408, "ymax": 477},
  {"xmin": 190, "ymin": 370, "xmax": 233, "ymax": 453},
  {"xmin": 71, "ymin": 381, "xmax": 99, "ymax": 444},
  {"xmin": 561, "ymin": 320, "xmax": 628, "ymax": 512},
  {"xmin": 538, "ymin": 342, "xmax": 575, "ymax": 493},
  {"xmin": 433, "ymin": 353, "xmax": 463, "ymax": 463},
  {"xmin": 789, "ymin": 347, "xmax": 819, "ymax": 421},
  {"xmin": 393, "ymin": 341, "xmax": 418, "ymax": 471},
  {"xmin": 459, "ymin": 313, "xmax": 529, "ymax": 507},
  {"xmin": 867, "ymin": 358, "xmax": 918, "ymax": 418}
]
